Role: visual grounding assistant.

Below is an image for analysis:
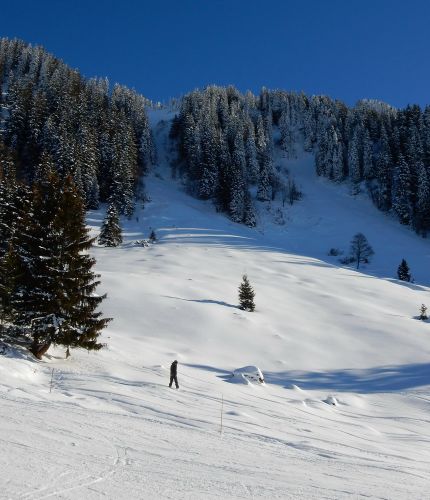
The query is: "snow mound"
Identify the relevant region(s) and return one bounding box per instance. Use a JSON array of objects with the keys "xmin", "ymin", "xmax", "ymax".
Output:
[
  {"xmin": 233, "ymin": 366, "xmax": 265, "ymax": 385},
  {"xmin": 324, "ymin": 395, "xmax": 339, "ymax": 406}
]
